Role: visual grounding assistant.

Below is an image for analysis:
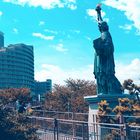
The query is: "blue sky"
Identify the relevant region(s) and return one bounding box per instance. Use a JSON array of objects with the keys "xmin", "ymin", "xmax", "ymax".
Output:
[{"xmin": 0, "ymin": 0, "xmax": 140, "ymax": 85}]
